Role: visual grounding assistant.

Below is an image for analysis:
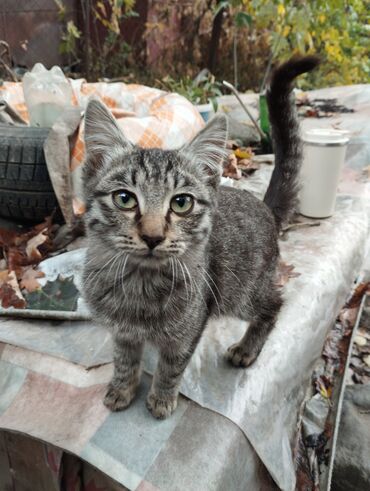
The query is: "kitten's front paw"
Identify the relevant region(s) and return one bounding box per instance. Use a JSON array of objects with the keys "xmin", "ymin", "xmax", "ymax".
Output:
[
  {"xmin": 103, "ymin": 383, "xmax": 137, "ymax": 412},
  {"xmin": 226, "ymin": 343, "xmax": 258, "ymax": 368},
  {"xmin": 146, "ymin": 392, "xmax": 178, "ymax": 419}
]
